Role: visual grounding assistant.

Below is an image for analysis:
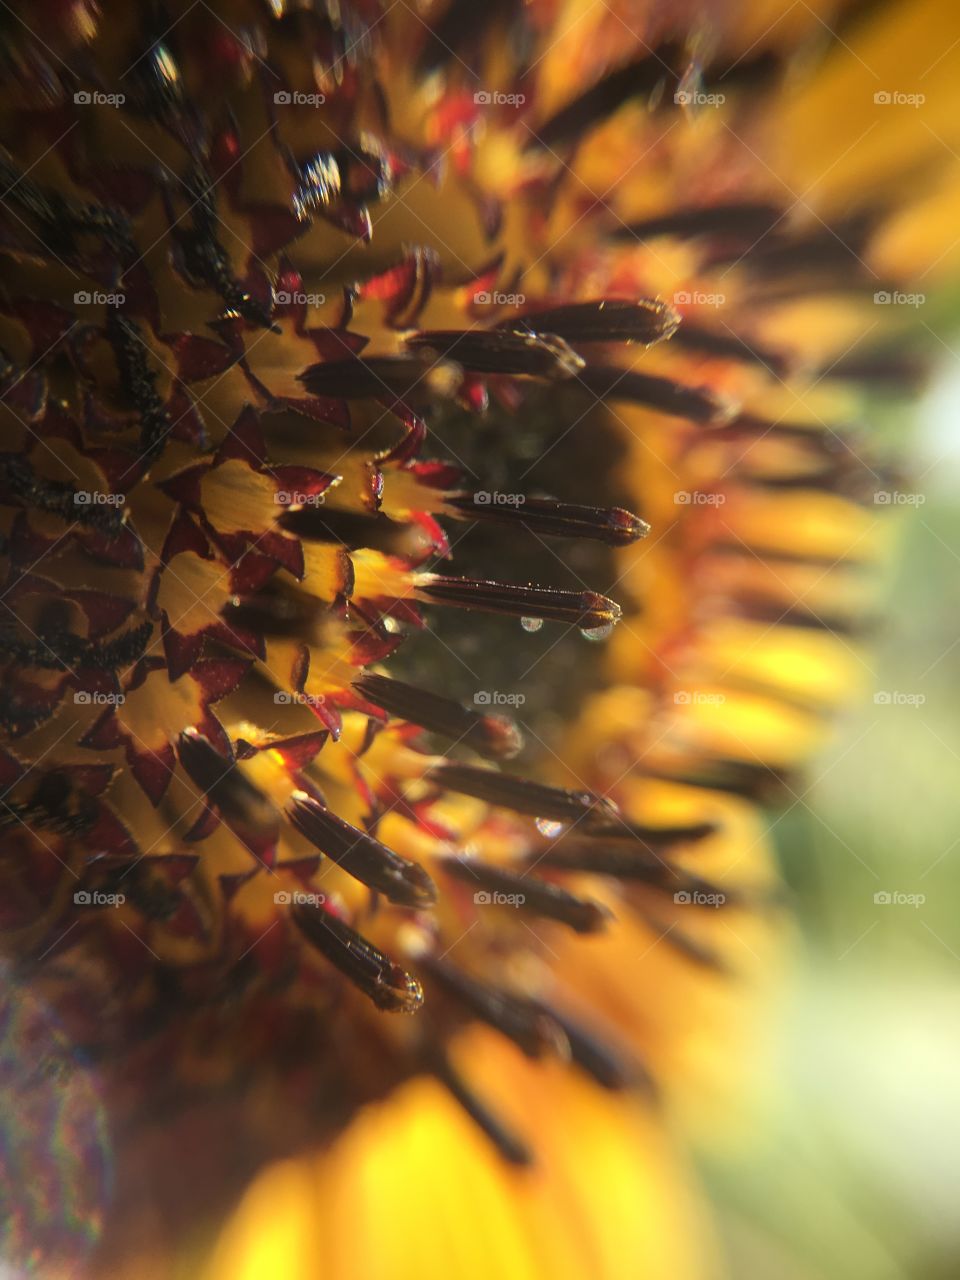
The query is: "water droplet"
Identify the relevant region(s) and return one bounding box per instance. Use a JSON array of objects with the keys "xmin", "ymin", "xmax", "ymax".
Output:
[
  {"xmin": 383, "ymin": 616, "xmax": 402, "ymax": 634},
  {"xmin": 521, "ymin": 616, "xmax": 544, "ymax": 633},
  {"xmin": 535, "ymin": 818, "xmax": 566, "ymax": 838},
  {"xmin": 580, "ymin": 622, "xmax": 614, "ymax": 642}
]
